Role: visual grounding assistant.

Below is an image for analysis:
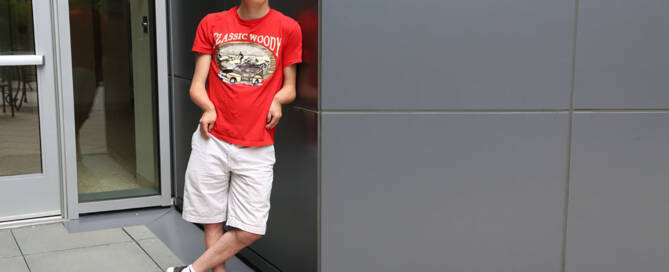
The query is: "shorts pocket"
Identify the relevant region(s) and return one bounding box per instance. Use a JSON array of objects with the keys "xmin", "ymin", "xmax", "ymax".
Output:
[{"xmin": 191, "ymin": 124, "xmax": 204, "ymax": 149}]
